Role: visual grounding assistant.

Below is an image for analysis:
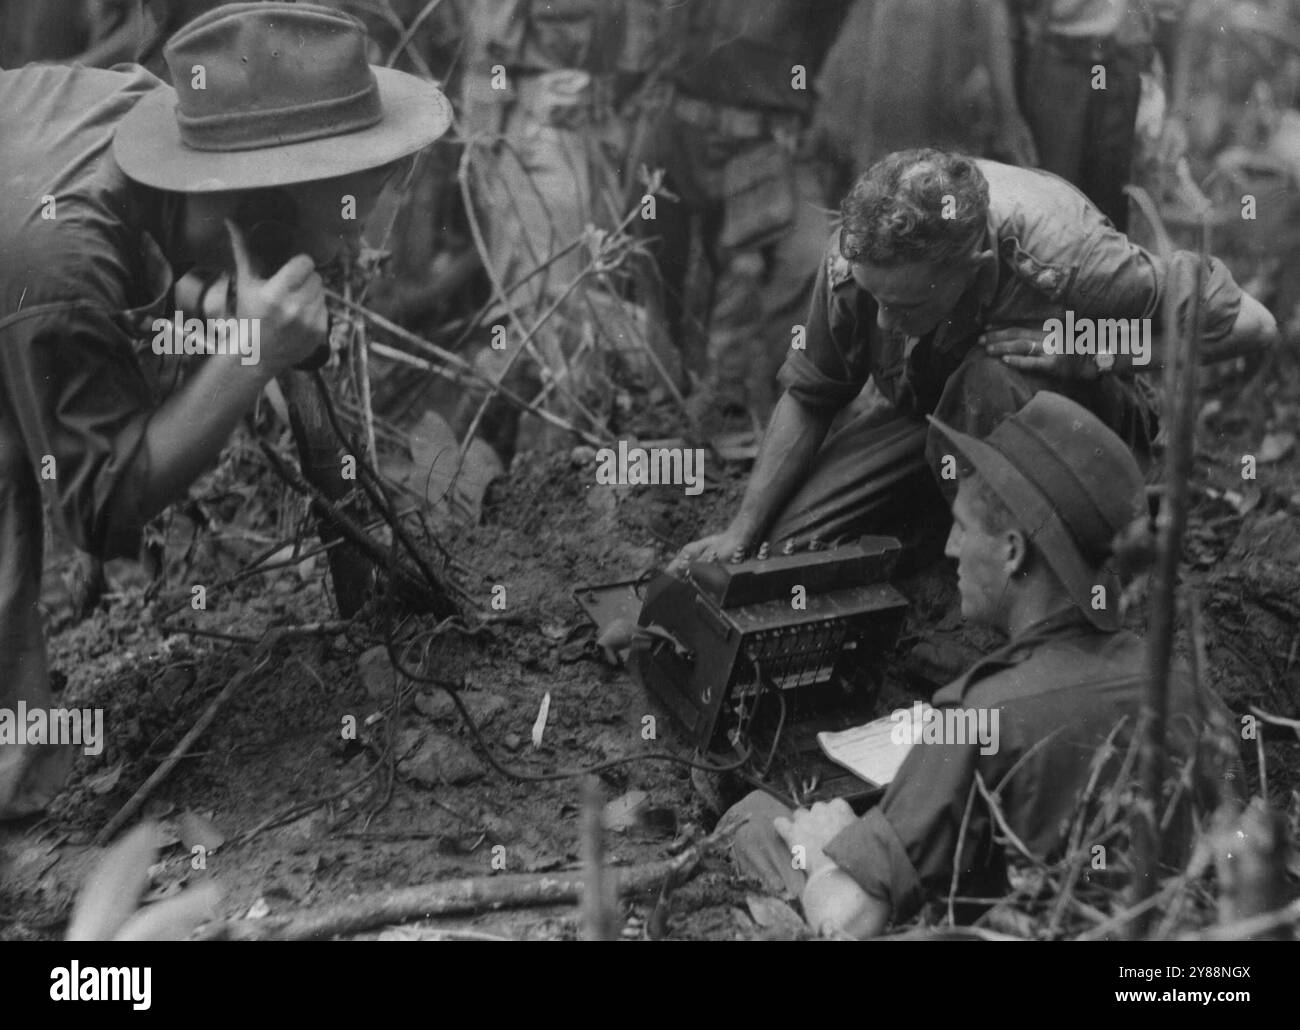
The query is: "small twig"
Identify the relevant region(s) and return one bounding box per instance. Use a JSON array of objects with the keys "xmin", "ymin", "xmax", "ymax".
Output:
[
  {"xmin": 1073, "ymin": 877, "xmax": 1182, "ymax": 941},
  {"xmin": 972, "ymin": 773, "xmax": 1042, "ymax": 866},
  {"xmin": 1184, "ymin": 898, "xmax": 1300, "ymax": 941},
  {"xmin": 1046, "ymin": 721, "xmax": 1130, "ymax": 937},
  {"xmin": 234, "ymin": 760, "xmax": 385, "ymax": 848},
  {"xmin": 90, "ymin": 651, "xmax": 246, "ymax": 836},
  {"xmin": 259, "ymin": 441, "xmax": 456, "ymax": 616},
  {"xmin": 160, "ymin": 625, "xmax": 260, "ymax": 646},
  {"xmin": 95, "ymin": 628, "xmax": 296, "ymax": 845},
  {"xmin": 383, "ymin": 0, "xmax": 446, "ymax": 73},
  {"xmin": 309, "ymin": 371, "xmax": 467, "ymax": 607},
  {"xmin": 456, "ymin": 140, "xmax": 652, "ymax": 456},
  {"xmin": 593, "ymin": 268, "xmax": 688, "ymax": 412},
  {"xmin": 345, "ymin": 279, "xmax": 379, "ymax": 467},
  {"xmin": 946, "ymin": 780, "xmax": 979, "ymax": 927},
  {"xmin": 1154, "ymin": 835, "xmax": 1215, "ymax": 939},
  {"xmin": 329, "ymin": 292, "xmax": 611, "ymax": 447}
]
